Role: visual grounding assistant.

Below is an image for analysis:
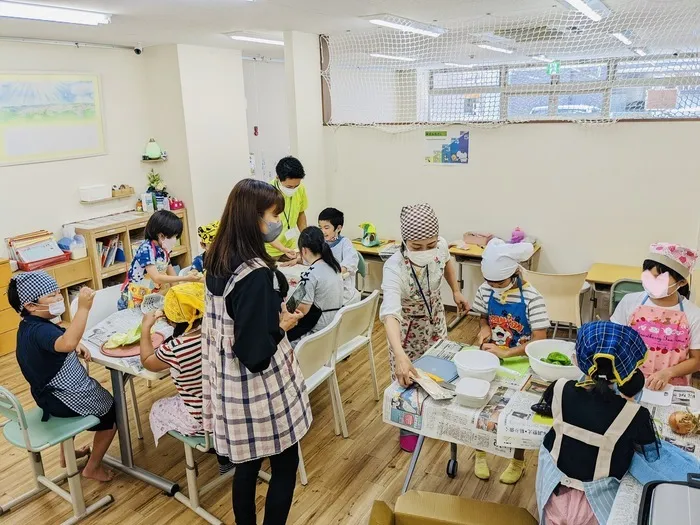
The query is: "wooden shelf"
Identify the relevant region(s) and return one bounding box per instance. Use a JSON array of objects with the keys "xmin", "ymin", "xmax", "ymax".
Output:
[
  {"xmin": 101, "ymin": 263, "xmax": 127, "ymax": 278},
  {"xmin": 141, "ymin": 158, "xmax": 167, "ymax": 163},
  {"xmin": 80, "ymin": 193, "xmax": 135, "ymax": 205},
  {"xmin": 171, "ymin": 246, "xmax": 188, "ymax": 257}
]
